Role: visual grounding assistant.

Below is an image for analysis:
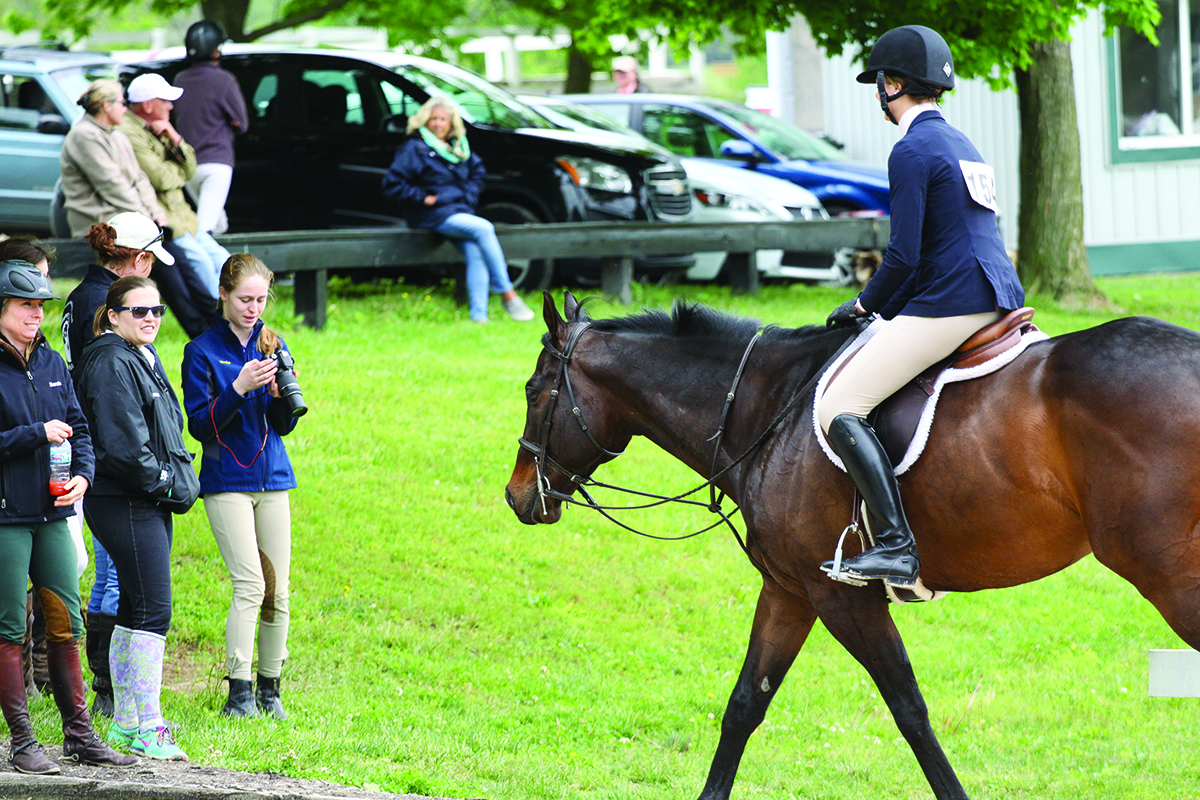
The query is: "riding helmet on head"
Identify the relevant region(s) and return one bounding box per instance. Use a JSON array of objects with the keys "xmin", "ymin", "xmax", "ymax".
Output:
[
  {"xmin": 0, "ymin": 259, "xmax": 57, "ymax": 300},
  {"xmin": 185, "ymin": 20, "xmax": 226, "ymax": 61},
  {"xmin": 857, "ymin": 25, "xmax": 954, "ymax": 124}
]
